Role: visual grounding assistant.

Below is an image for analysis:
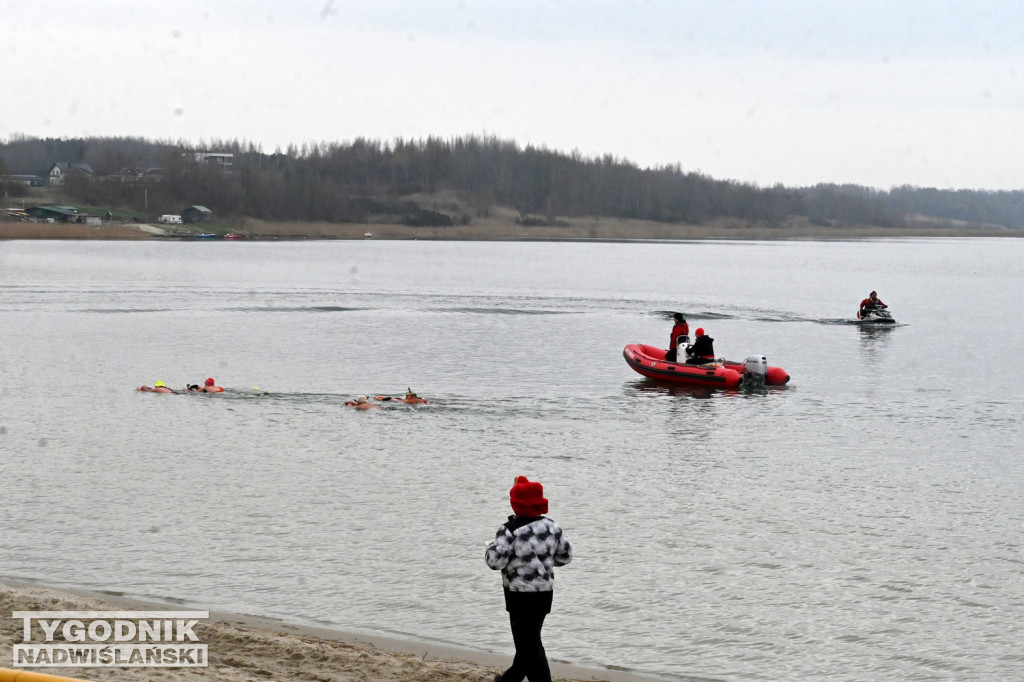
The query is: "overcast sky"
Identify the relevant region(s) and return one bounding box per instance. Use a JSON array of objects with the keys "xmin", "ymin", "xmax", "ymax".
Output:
[{"xmin": 3, "ymin": 1, "xmax": 1023, "ymax": 190}]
